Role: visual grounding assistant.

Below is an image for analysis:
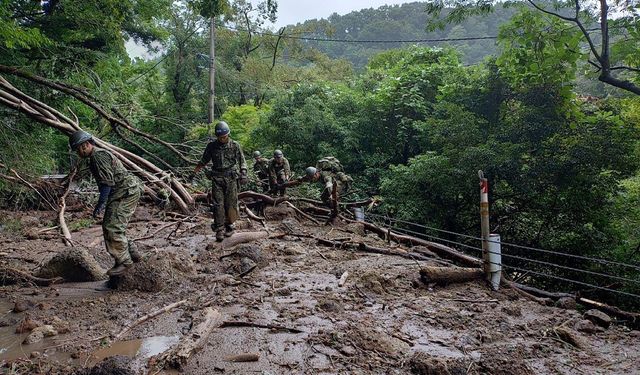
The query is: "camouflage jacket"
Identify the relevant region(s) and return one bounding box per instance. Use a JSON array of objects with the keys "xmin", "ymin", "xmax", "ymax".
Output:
[
  {"xmin": 253, "ymin": 157, "xmax": 270, "ymax": 177},
  {"xmin": 198, "ymin": 139, "xmax": 247, "ymax": 175},
  {"xmin": 268, "ymin": 157, "xmax": 290, "ymax": 181},
  {"xmin": 77, "ymin": 148, "xmax": 141, "ymax": 200}
]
